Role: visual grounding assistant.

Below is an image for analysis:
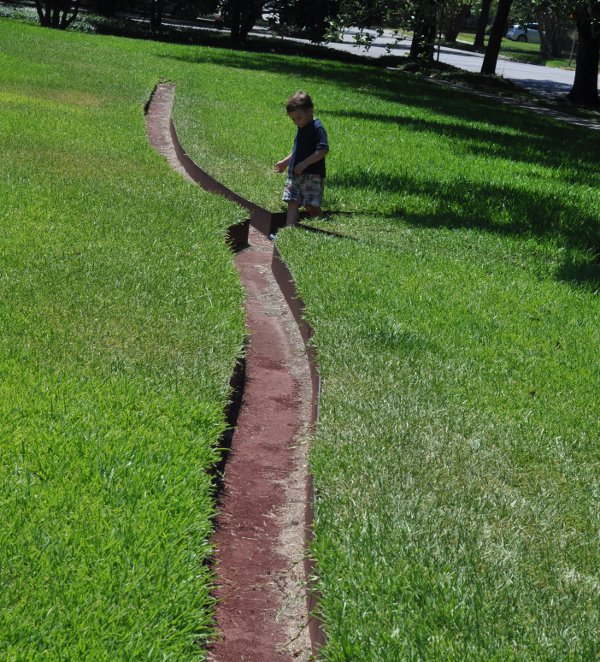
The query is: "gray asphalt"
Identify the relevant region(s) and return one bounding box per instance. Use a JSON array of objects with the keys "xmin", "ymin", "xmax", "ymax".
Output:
[
  {"xmin": 149, "ymin": 18, "xmax": 595, "ymax": 101},
  {"xmin": 302, "ymin": 29, "xmax": 593, "ymax": 99}
]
